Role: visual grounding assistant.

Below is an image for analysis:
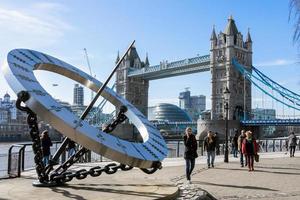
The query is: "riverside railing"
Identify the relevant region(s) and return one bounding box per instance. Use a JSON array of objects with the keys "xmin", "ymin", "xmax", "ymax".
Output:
[
  {"xmin": 165, "ymin": 138, "xmax": 300, "ymax": 158},
  {"xmin": 0, "ymin": 138, "xmax": 299, "ymax": 179},
  {"xmin": 5, "ymin": 141, "xmax": 62, "ymax": 178}
]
